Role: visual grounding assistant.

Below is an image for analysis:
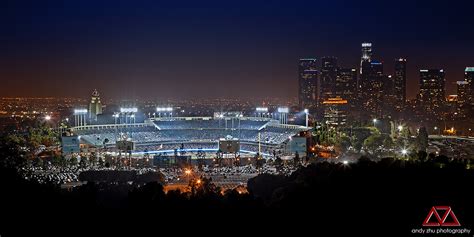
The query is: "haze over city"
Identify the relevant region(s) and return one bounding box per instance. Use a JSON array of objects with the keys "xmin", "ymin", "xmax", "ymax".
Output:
[{"xmin": 2, "ymin": 0, "xmax": 474, "ymax": 99}]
